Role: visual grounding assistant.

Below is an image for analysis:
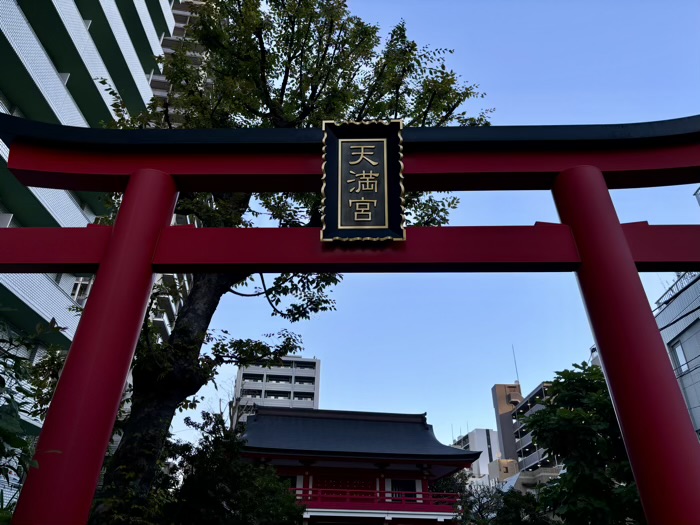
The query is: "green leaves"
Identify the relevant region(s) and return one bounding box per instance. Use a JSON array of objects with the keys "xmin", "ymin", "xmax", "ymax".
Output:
[
  {"xmin": 164, "ymin": 412, "xmax": 303, "ymax": 525},
  {"xmin": 525, "ymin": 363, "xmax": 646, "ymax": 525},
  {"xmin": 208, "ymin": 328, "xmax": 304, "ymax": 368},
  {"xmin": 432, "ymin": 471, "xmax": 552, "ymax": 525},
  {"xmin": 404, "ymin": 192, "xmax": 460, "ymax": 227},
  {"xmin": 0, "ymin": 403, "xmax": 24, "ymax": 437},
  {"xmin": 0, "ymin": 320, "xmax": 58, "ymax": 495},
  {"xmin": 264, "ymin": 272, "xmax": 342, "ymax": 322},
  {"xmin": 493, "ymin": 489, "xmax": 553, "ymax": 525}
]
